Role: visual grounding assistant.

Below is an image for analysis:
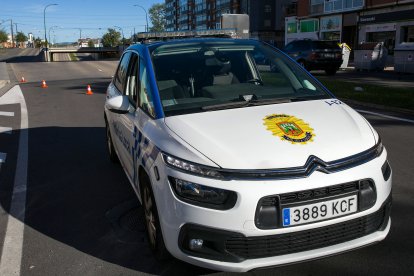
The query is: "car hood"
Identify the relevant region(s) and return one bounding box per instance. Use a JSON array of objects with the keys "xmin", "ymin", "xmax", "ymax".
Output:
[{"xmin": 164, "ymin": 100, "xmax": 376, "ymax": 169}]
